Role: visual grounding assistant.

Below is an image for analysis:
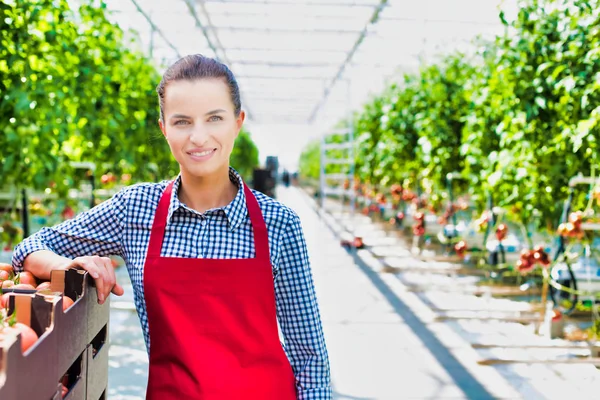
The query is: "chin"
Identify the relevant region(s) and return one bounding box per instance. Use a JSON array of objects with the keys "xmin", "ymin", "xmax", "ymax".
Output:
[{"xmin": 181, "ymin": 159, "xmax": 227, "ymax": 179}]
